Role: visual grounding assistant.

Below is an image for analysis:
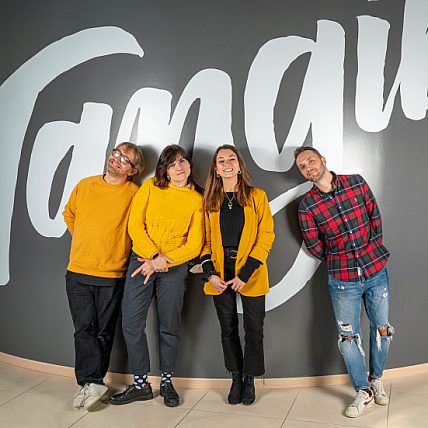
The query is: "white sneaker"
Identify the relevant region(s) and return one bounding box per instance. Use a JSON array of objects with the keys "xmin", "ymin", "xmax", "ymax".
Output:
[
  {"xmin": 73, "ymin": 384, "xmax": 88, "ymax": 408},
  {"xmin": 369, "ymin": 378, "xmax": 389, "ymax": 405},
  {"xmin": 345, "ymin": 389, "xmax": 374, "ymax": 418},
  {"xmin": 82, "ymin": 383, "xmax": 108, "ymax": 410}
]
